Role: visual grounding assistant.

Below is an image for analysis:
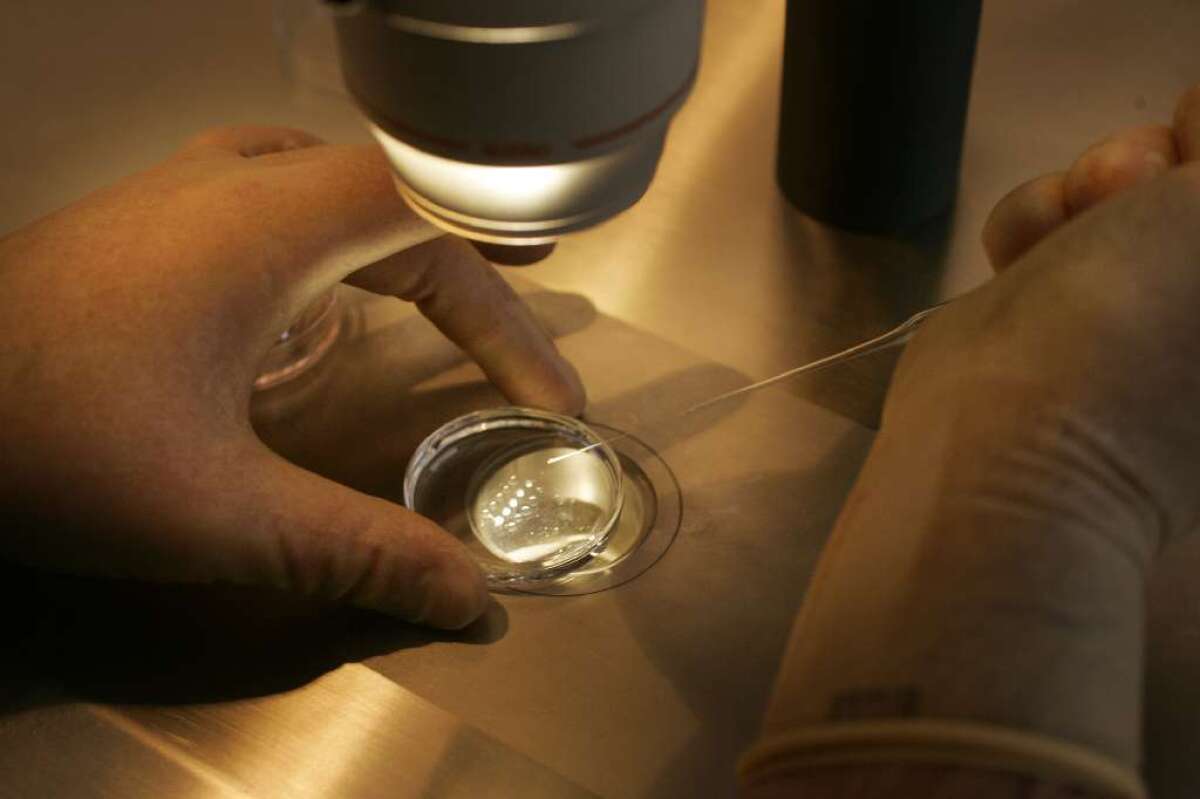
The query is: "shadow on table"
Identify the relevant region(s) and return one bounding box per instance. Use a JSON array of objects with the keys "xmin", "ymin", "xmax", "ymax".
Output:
[{"xmin": 0, "ymin": 563, "xmax": 509, "ymax": 714}]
